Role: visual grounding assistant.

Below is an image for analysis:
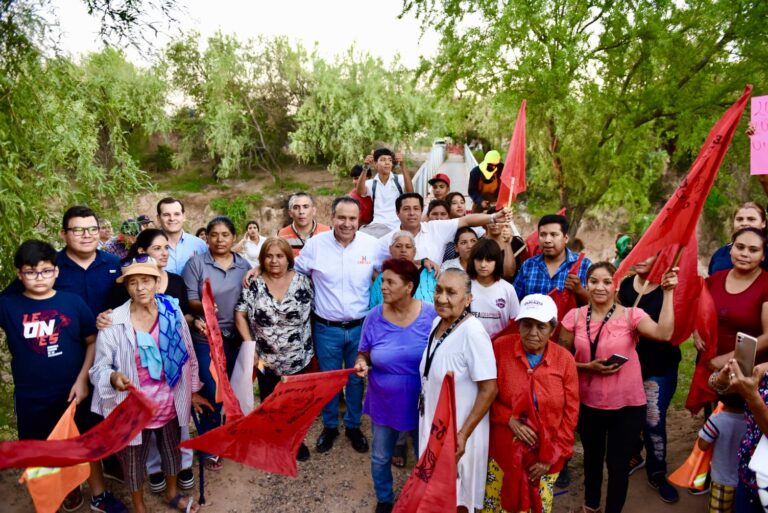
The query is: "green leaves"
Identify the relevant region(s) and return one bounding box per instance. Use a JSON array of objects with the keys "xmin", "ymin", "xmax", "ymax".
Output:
[{"xmin": 289, "ymin": 49, "xmax": 441, "ymax": 175}]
